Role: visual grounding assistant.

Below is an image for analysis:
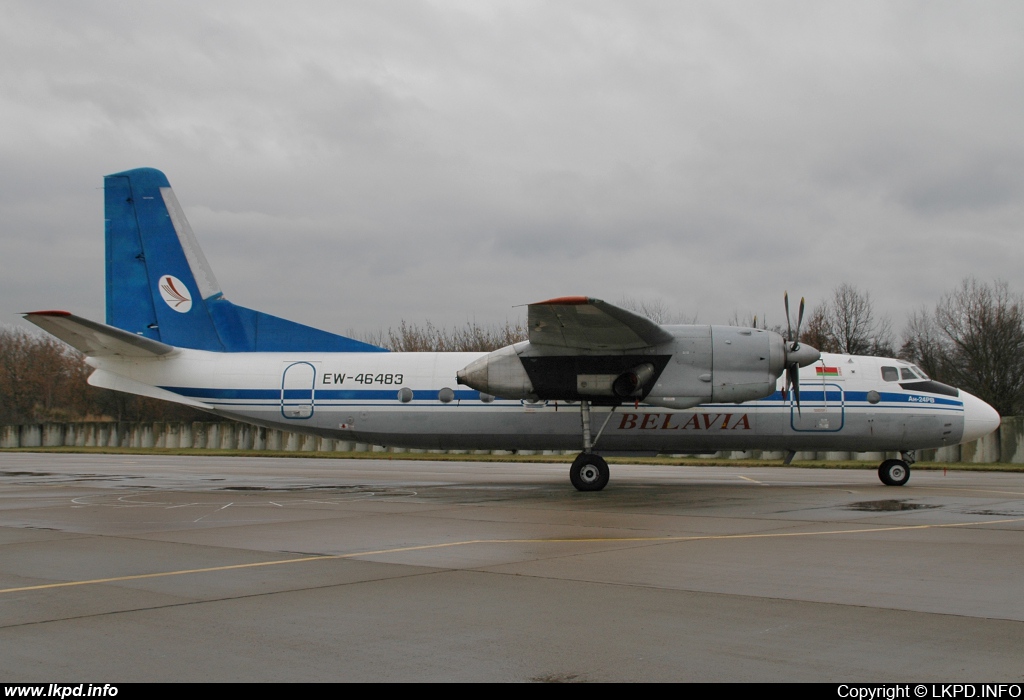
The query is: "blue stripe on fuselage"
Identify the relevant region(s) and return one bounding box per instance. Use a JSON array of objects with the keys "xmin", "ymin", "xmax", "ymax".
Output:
[
  {"xmin": 160, "ymin": 386, "xmax": 964, "ymax": 410},
  {"xmin": 760, "ymin": 390, "xmax": 961, "ymax": 407},
  {"xmin": 160, "ymin": 386, "xmax": 482, "ymax": 401}
]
